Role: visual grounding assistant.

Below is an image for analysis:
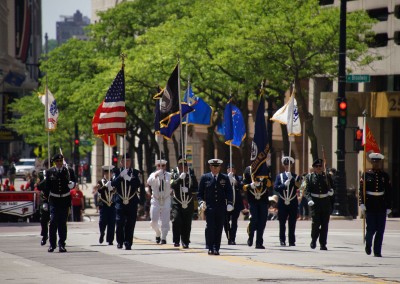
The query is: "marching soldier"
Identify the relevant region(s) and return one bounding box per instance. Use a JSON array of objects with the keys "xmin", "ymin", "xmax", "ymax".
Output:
[
  {"xmin": 110, "ymin": 154, "xmax": 145, "ymax": 250},
  {"xmin": 198, "ymin": 159, "xmax": 233, "ymax": 256},
  {"xmin": 44, "ymin": 154, "xmax": 76, "ymax": 253},
  {"xmin": 147, "ymin": 159, "xmax": 172, "ymax": 244},
  {"xmin": 359, "ymin": 152, "xmax": 392, "ymax": 257},
  {"xmin": 274, "ymin": 156, "xmax": 301, "ymax": 246},
  {"xmin": 37, "ymin": 170, "xmax": 50, "ymax": 246},
  {"xmin": 170, "ymin": 156, "xmax": 198, "ymax": 248},
  {"xmin": 98, "ymin": 165, "xmax": 116, "ymax": 245},
  {"xmin": 304, "ymin": 158, "xmax": 334, "ymax": 251},
  {"xmin": 243, "ymin": 166, "xmax": 272, "ymax": 249},
  {"xmin": 224, "ymin": 164, "xmax": 244, "ymax": 245}
]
